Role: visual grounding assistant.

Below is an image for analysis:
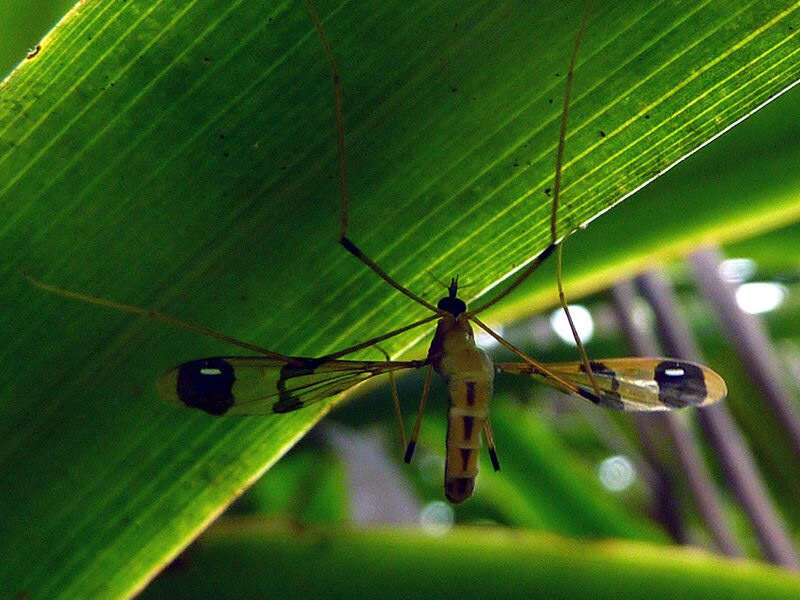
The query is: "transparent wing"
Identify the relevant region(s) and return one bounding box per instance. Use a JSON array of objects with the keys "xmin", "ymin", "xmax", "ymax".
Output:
[
  {"xmin": 496, "ymin": 358, "xmax": 727, "ymax": 411},
  {"xmin": 157, "ymin": 356, "xmax": 426, "ymax": 416}
]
